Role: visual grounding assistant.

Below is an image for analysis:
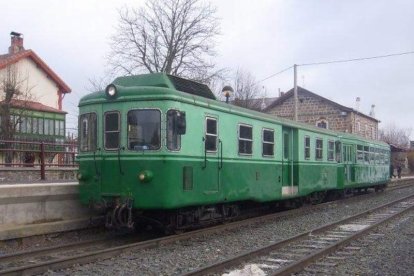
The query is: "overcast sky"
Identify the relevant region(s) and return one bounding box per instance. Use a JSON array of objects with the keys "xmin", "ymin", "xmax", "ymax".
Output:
[{"xmin": 1, "ymin": 0, "xmax": 413, "ymax": 137}]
